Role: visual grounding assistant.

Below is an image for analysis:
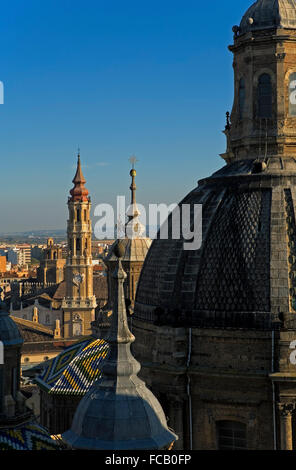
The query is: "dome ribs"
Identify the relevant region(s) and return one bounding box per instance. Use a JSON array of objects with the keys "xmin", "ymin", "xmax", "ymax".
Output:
[
  {"xmin": 134, "ymin": 159, "xmax": 296, "ymax": 329},
  {"xmin": 177, "ymin": 189, "xmax": 227, "ymax": 313},
  {"xmin": 194, "ymin": 189, "xmax": 271, "ymax": 317},
  {"xmin": 240, "ymin": 0, "xmax": 296, "ymax": 35},
  {"xmin": 270, "ymin": 187, "xmax": 290, "ymax": 314}
]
